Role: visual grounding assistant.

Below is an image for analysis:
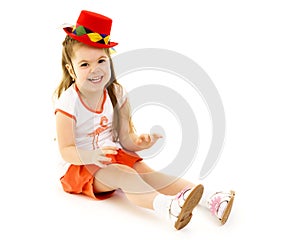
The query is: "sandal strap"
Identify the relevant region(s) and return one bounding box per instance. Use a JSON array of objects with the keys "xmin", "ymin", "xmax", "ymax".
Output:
[
  {"xmin": 169, "ymin": 186, "xmax": 192, "ymax": 218},
  {"xmin": 207, "ymin": 191, "xmax": 234, "ymax": 216}
]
